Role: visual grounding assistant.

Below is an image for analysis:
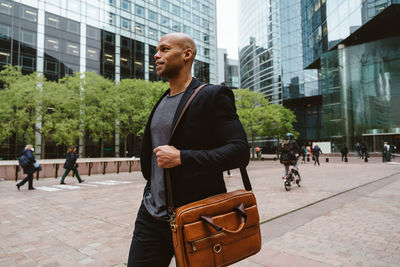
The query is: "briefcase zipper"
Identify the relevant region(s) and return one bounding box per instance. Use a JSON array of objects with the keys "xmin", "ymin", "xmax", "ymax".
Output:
[{"xmin": 191, "ymin": 232, "xmax": 224, "ymax": 252}]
